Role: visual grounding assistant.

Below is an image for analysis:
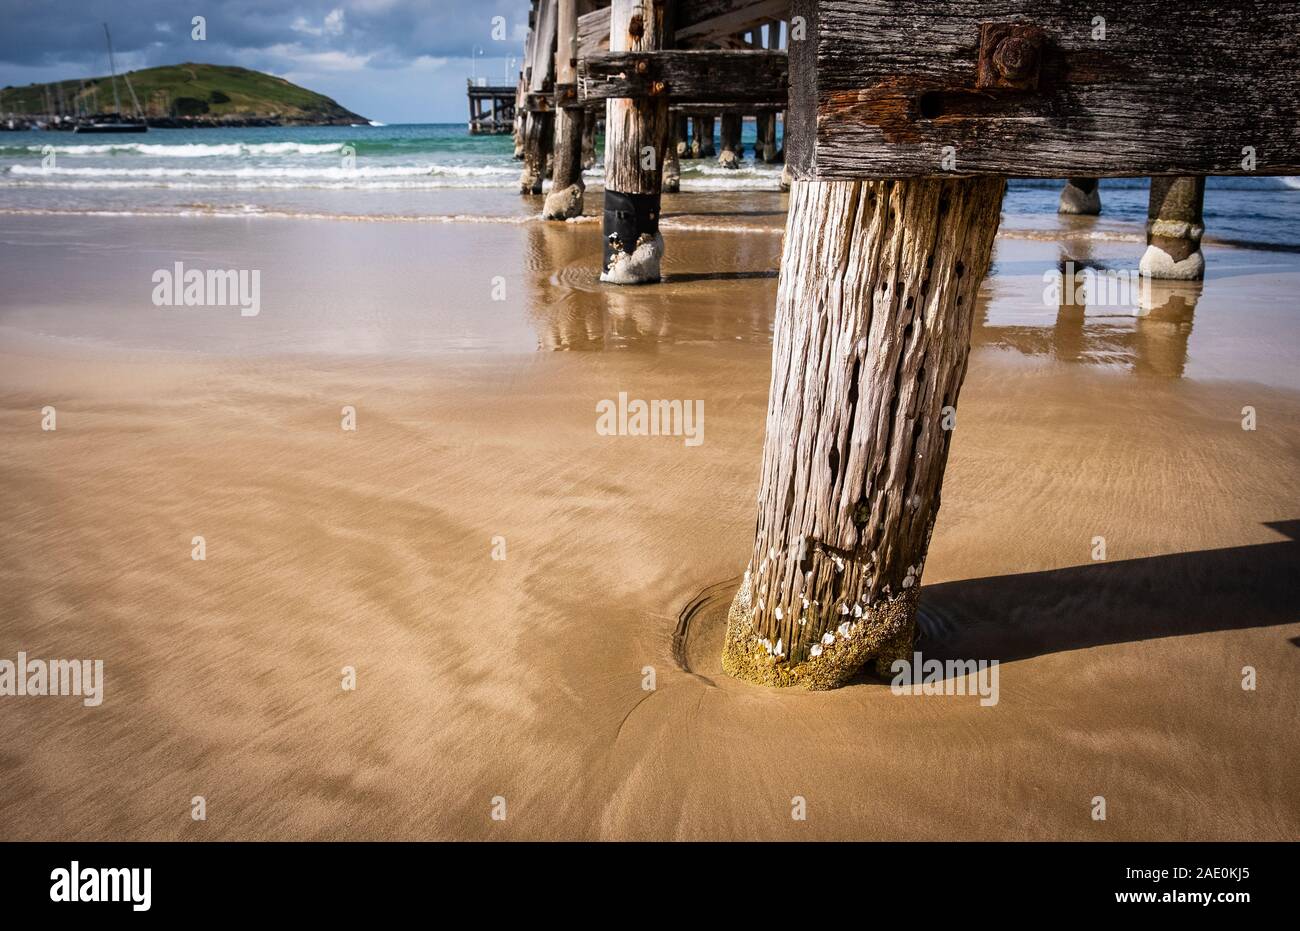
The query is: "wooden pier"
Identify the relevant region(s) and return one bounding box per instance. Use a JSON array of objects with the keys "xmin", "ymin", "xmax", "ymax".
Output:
[
  {"xmin": 501, "ymin": 0, "xmax": 1300, "ymax": 687},
  {"xmin": 466, "ymin": 80, "xmax": 517, "ymax": 135}
]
